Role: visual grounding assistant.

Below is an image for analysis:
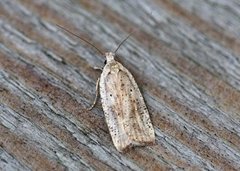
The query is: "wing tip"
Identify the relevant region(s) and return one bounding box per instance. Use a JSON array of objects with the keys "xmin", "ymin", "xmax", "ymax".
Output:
[{"xmin": 115, "ymin": 136, "xmax": 156, "ymax": 153}]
